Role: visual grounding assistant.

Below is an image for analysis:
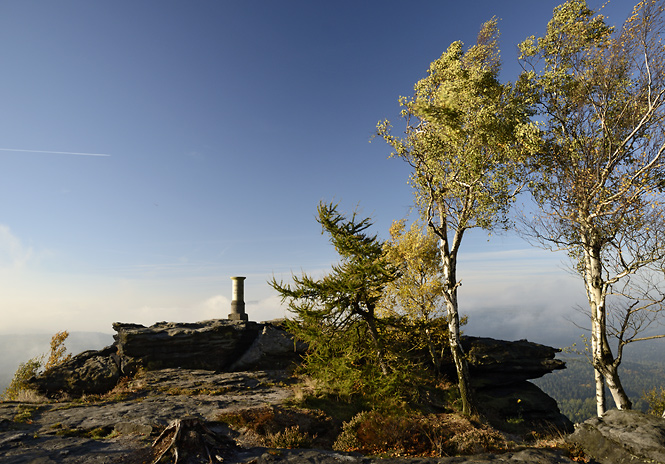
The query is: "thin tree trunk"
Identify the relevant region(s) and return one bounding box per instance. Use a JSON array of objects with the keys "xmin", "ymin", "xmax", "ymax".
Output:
[
  {"xmin": 594, "ymin": 368, "xmax": 606, "ymax": 417},
  {"xmin": 364, "ymin": 308, "xmax": 390, "ymax": 376},
  {"xmin": 431, "ymin": 203, "xmax": 475, "ymax": 416},
  {"xmin": 603, "ymin": 362, "xmax": 632, "ymax": 410},
  {"xmin": 441, "ymin": 249, "xmax": 474, "ymax": 413},
  {"xmin": 425, "ymin": 332, "xmax": 441, "ymax": 377},
  {"xmin": 446, "ymin": 298, "xmax": 474, "ymax": 416},
  {"xmin": 584, "ymin": 241, "xmax": 632, "ymax": 415},
  {"xmin": 585, "ymin": 238, "xmax": 608, "ymax": 416}
]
